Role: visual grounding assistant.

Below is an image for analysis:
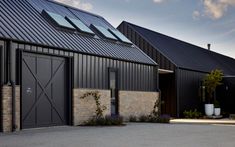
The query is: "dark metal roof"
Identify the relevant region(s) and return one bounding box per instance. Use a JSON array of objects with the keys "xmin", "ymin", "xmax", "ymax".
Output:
[
  {"xmin": 0, "ymin": 0, "xmax": 156, "ymax": 65},
  {"xmin": 121, "ymin": 21, "xmax": 235, "ymax": 75}
]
